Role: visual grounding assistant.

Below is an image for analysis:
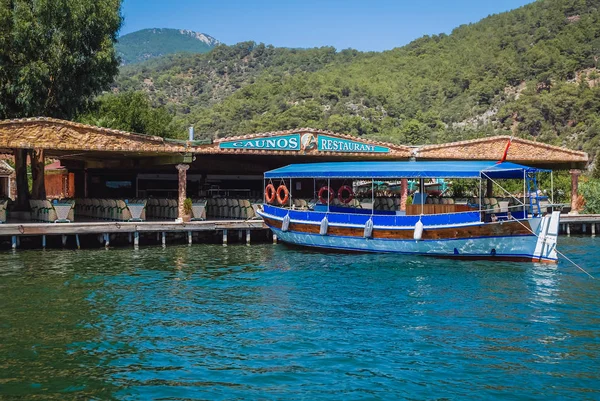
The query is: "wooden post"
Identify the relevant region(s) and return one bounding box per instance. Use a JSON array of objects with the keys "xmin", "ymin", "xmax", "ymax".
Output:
[
  {"xmin": 11, "ymin": 235, "xmax": 17, "ymax": 250},
  {"xmin": 592, "ymin": 224, "xmax": 596, "ymax": 237},
  {"xmin": 42, "ymin": 235, "xmax": 46, "ymax": 249},
  {"xmin": 175, "ymin": 164, "xmax": 190, "ymax": 222},
  {"xmin": 134, "ymin": 231, "xmax": 139, "ymax": 247},
  {"xmin": 62, "ymin": 235, "xmax": 67, "ymax": 246},
  {"xmin": 162, "ymin": 232, "xmax": 166, "ymax": 247},
  {"xmin": 104, "ymin": 233, "xmax": 110, "ymax": 248},
  {"xmin": 188, "ymin": 231, "xmax": 192, "ymax": 245},
  {"xmin": 569, "ymin": 169, "xmax": 581, "ymax": 215},
  {"xmin": 75, "ymin": 234, "xmax": 80, "ymax": 249},
  {"xmin": 400, "ymin": 178, "xmax": 408, "ymax": 211},
  {"xmin": 246, "ymin": 229, "xmax": 251, "ymax": 245},
  {"xmin": 222, "ymin": 229, "xmax": 228, "ymax": 246},
  {"xmin": 273, "ymin": 232, "xmax": 277, "ymax": 244},
  {"xmin": 486, "ymin": 179, "xmax": 493, "ymax": 197},
  {"xmin": 567, "ymin": 224, "xmax": 571, "ymax": 236},
  {"xmin": 14, "ymin": 149, "xmax": 30, "ymax": 210},
  {"xmin": 30, "ymin": 149, "xmax": 46, "ymax": 200}
]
